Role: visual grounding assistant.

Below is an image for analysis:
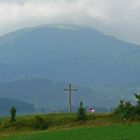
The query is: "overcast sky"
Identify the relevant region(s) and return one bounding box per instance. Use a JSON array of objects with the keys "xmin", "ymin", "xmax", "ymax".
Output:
[{"xmin": 0, "ymin": 0, "xmax": 140, "ymax": 44}]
